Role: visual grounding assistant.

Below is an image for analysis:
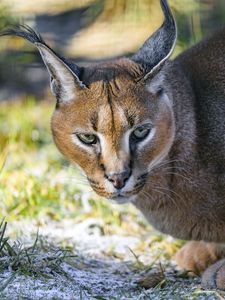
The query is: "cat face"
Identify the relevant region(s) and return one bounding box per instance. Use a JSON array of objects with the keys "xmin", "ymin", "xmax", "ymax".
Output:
[
  {"xmin": 1, "ymin": 0, "xmax": 177, "ymax": 203},
  {"xmin": 51, "ymin": 59, "xmax": 175, "ymax": 203}
]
